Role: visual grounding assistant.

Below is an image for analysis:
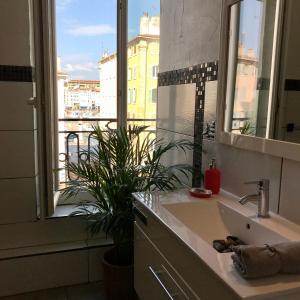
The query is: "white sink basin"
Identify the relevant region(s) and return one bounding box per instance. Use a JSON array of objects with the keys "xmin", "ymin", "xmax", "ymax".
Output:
[
  {"xmin": 218, "ymin": 200, "xmax": 289, "ymax": 245},
  {"xmin": 162, "ymin": 197, "xmax": 294, "ymax": 246},
  {"xmin": 162, "ymin": 200, "xmax": 229, "ymax": 244}
]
